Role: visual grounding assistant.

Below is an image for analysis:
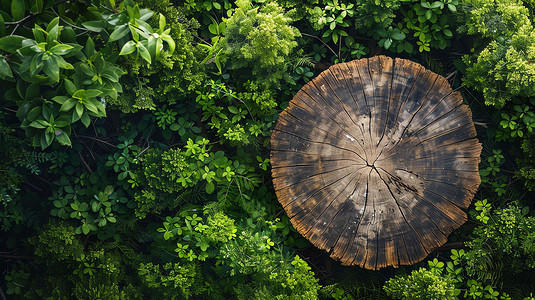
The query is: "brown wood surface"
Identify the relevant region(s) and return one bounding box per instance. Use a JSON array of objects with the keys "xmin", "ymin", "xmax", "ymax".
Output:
[{"xmin": 270, "ymin": 56, "xmax": 482, "ymax": 270}]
